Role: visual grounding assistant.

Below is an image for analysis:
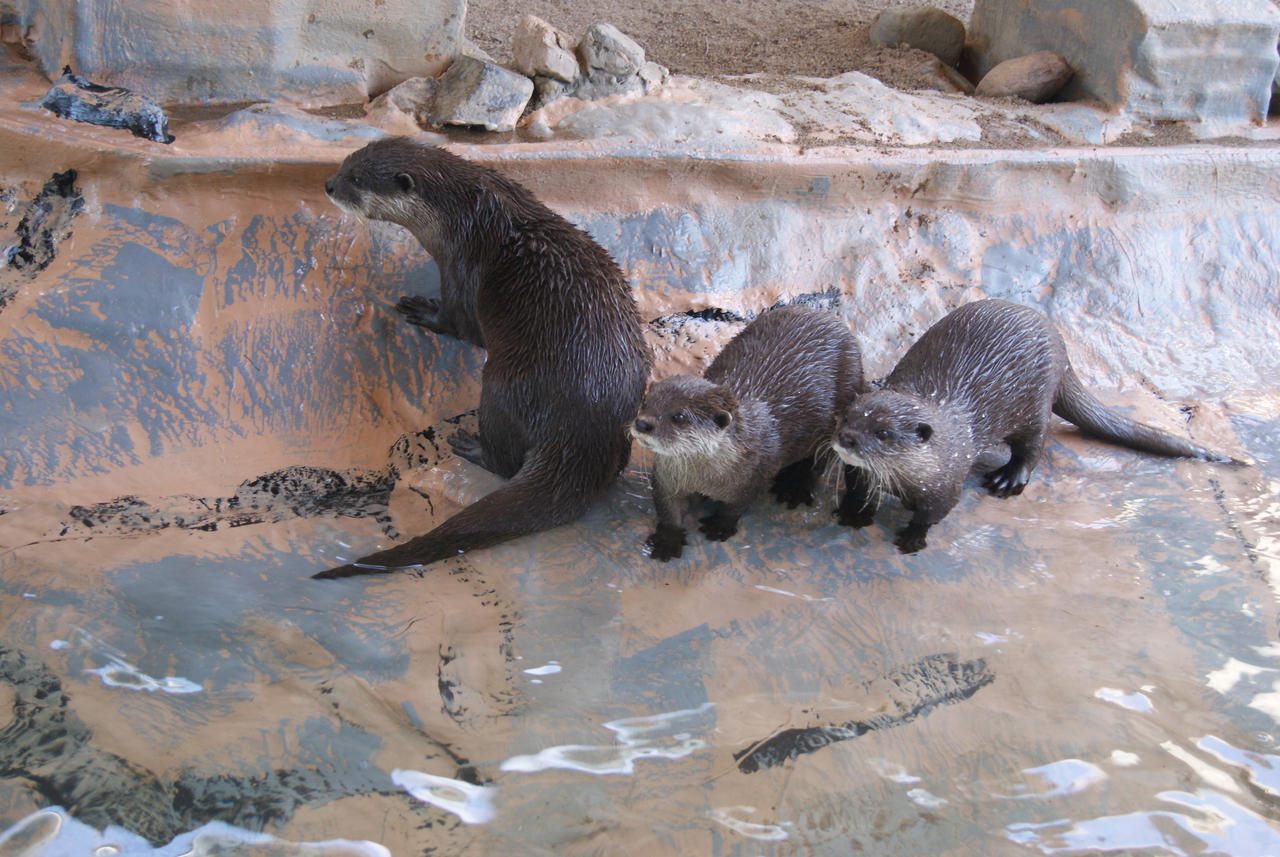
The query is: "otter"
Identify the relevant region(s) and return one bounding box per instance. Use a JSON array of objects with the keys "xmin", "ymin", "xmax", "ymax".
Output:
[
  {"xmin": 832, "ymin": 299, "xmax": 1240, "ymax": 554},
  {"xmin": 314, "ymin": 137, "xmax": 650, "ymax": 578},
  {"xmin": 632, "ymin": 306, "xmax": 865, "ymax": 561}
]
